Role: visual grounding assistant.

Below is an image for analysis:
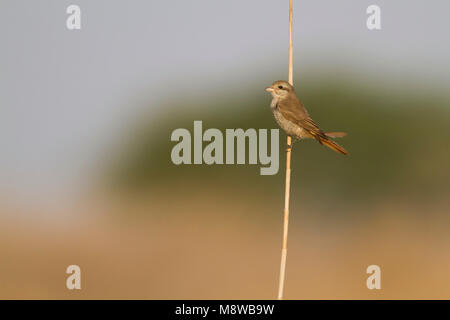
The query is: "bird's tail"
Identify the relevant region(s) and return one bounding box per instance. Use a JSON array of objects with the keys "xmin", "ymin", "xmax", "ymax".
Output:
[
  {"xmin": 325, "ymin": 131, "xmax": 347, "ymax": 138},
  {"xmin": 320, "ymin": 137, "xmax": 348, "ymax": 155}
]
